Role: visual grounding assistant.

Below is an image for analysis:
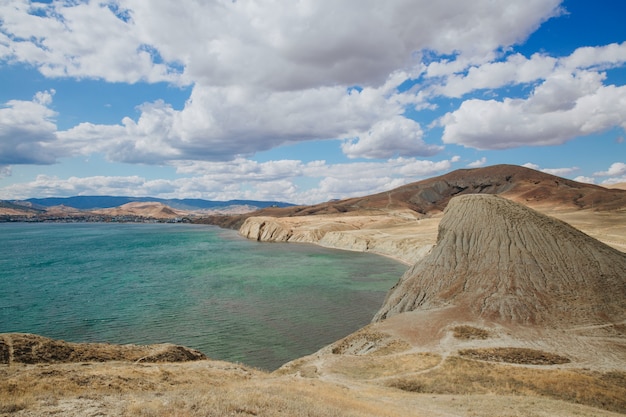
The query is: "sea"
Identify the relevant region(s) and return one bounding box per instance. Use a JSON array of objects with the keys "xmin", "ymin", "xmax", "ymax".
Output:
[{"xmin": 0, "ymin": 222, "xmax": 407, "ymax": 370}]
